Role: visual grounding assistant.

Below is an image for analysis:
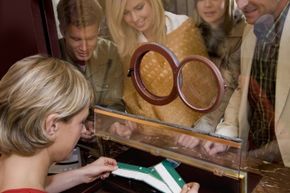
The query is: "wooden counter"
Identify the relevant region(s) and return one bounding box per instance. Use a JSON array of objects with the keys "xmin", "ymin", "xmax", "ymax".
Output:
[{"xmin": 242, "ymin": 158, "xmax": 290, "ymax": 193}]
